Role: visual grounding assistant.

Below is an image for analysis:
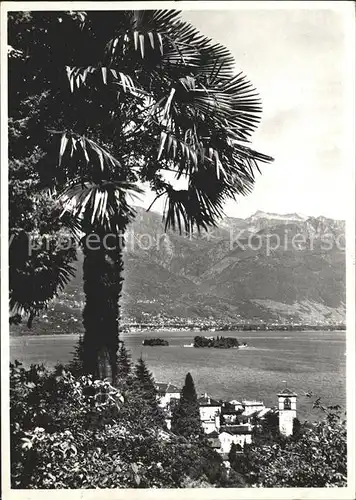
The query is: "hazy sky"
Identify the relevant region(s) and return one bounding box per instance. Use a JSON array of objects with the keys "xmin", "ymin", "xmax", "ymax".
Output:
[{"xmin": 136, "ymin": 7, "xmax": 352, "ymax": 220}]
